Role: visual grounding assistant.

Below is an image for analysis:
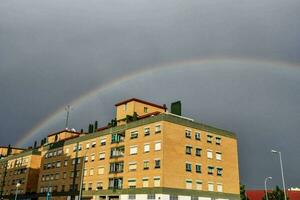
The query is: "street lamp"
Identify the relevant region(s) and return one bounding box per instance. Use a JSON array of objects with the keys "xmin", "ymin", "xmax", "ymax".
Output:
[
  {"xmin": 271, "ymin": 149, "xmax": 287, "ymax": 200},
  {"xmin": 264, "ymin": 177, "xmax": 272, "ymax": 200},
  {"xmin": 79, "ymin": 149, "xmax": 88, "ymax": 200},
  {"xmin": 14, "ymin": 183, "xmax": 21, "ymax": 200}
]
